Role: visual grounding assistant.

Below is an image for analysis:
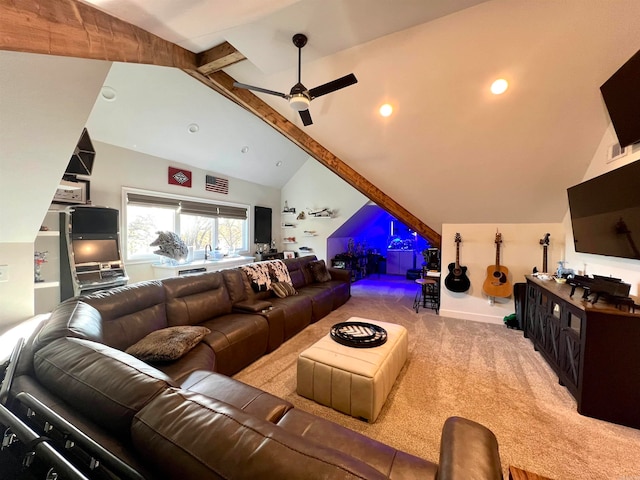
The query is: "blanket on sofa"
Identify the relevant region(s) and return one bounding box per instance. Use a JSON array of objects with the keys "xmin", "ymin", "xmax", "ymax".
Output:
[{"xmin": 240, "ymin": 260, "xmax": 292, "ymax": 292}]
